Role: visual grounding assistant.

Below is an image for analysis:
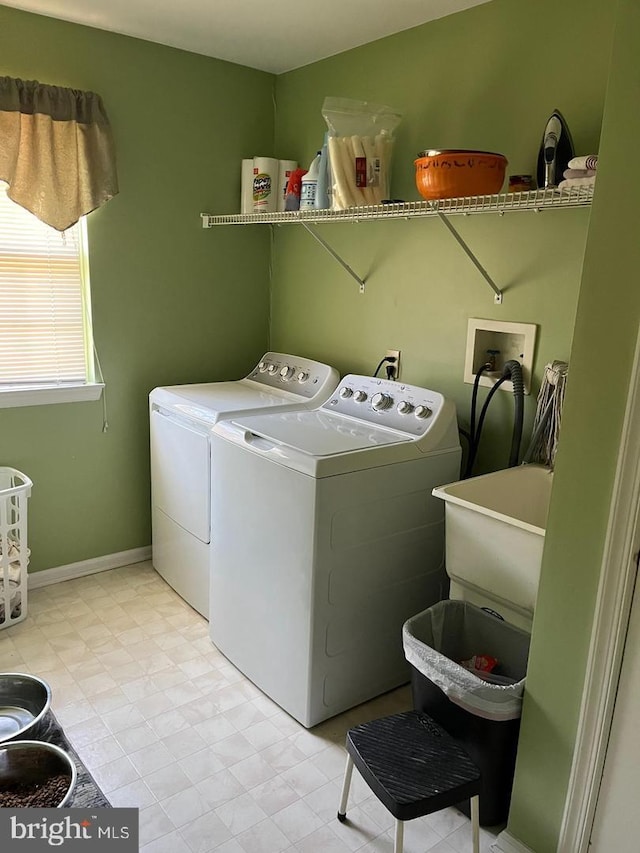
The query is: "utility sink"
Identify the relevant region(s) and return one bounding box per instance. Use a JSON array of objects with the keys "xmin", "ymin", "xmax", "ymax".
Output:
[{"xmin": 432, "ymin": 464, "xmax": 553, "ymax": 630}]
